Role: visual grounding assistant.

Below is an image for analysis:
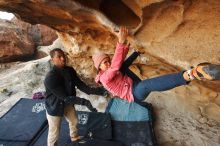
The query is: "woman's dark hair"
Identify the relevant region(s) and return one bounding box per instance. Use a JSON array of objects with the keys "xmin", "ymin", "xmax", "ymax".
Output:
[{"xmin": 49, "ymin": 48, "xmax": 64, "ymax": 58}]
